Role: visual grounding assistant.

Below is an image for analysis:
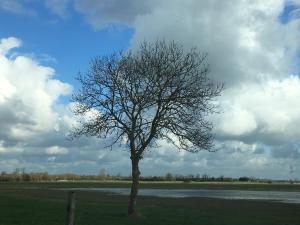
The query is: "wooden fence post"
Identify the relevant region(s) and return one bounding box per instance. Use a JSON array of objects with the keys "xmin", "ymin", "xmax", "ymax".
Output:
[{"xmin": 66, "ymin": 191, "xmax": 76, "ymax": 225}]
